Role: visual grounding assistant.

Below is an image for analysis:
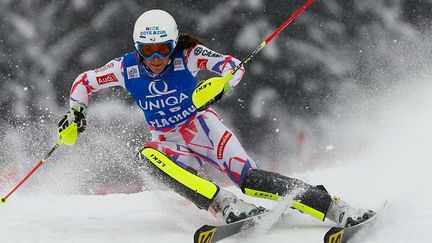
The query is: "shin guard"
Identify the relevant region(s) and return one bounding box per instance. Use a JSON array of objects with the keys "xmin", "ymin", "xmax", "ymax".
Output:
[
  {"xmin": 241, "ymin": 169, "xmax": 332, "ymax": 221},
  {"xmin": 139, "ymin": 147, "xmax": 219, "ymax": 210}
]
